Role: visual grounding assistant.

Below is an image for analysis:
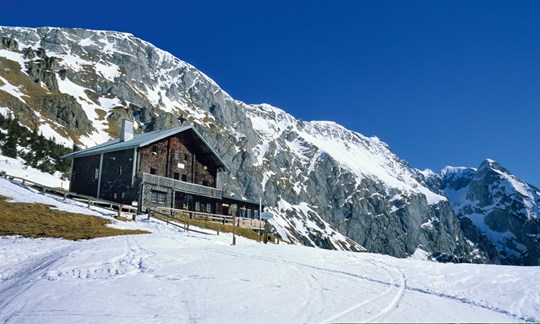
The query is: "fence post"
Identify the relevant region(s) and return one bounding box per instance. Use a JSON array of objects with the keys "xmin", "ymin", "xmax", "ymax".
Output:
[{"xmin": 231, "ymin": 205, "xmax": 237, "ymax": 246}]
